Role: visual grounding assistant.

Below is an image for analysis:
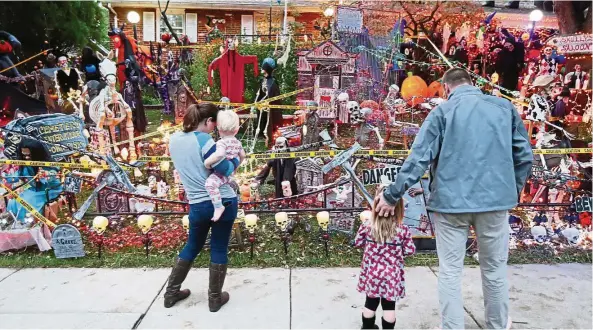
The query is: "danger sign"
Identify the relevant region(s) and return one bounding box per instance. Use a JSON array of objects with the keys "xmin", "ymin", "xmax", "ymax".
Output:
[{"xmin": 362, "ymin": 166, "xmax": 401, "ymax": 185}]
